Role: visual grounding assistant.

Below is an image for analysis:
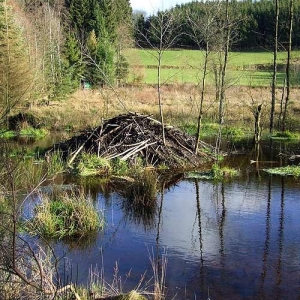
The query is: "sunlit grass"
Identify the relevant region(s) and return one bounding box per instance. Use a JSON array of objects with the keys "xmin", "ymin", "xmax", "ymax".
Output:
[
  {"xmin": 264, "ymin": 165, "xmax": 300, "ymax": 177},
  {"xmin": 185, "ymin": 163, "xmax": 240, "ymax": 181},
  {"xmin": 0, "ymin": 127, "xmax": 48, "ymax": 139},
  {"xmin": 270, "ymin": 130, "xmax": 300, "ymax": 141},
  {"xmin": 124, "ymin": 48, "xmax": 300, "ymax": 86},
  {"xmin": 26, "ymin": 191, "xmax": 103, "ymax": 239},
  {"xmin": 77, "ymin": 153, "xmax": 112, "ymax": 176}
]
